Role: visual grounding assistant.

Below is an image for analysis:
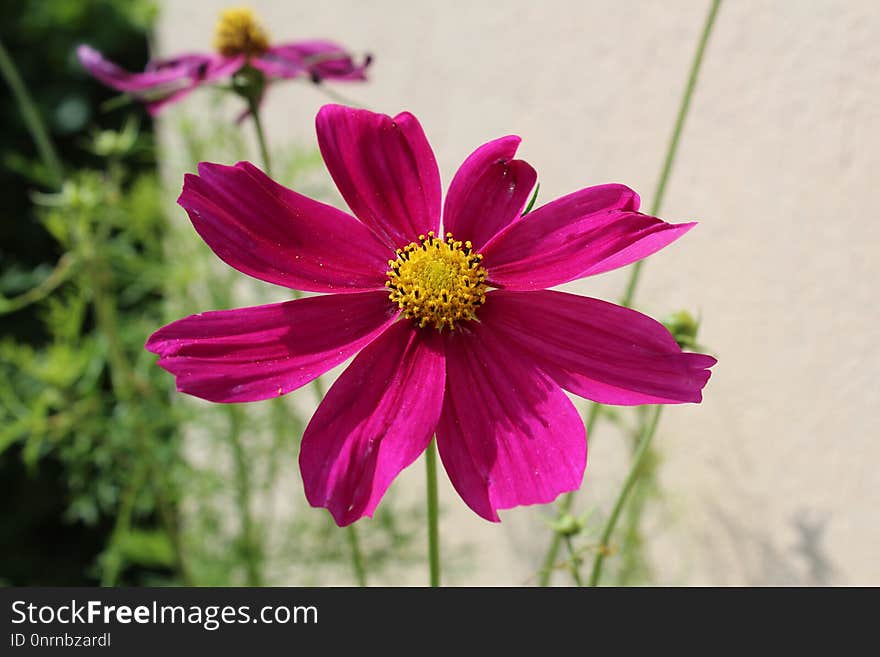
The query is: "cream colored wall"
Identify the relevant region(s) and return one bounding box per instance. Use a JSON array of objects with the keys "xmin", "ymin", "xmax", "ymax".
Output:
[{"xmin": 159, "ymin": 0, "xmax": 880, "ymax": 585}]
